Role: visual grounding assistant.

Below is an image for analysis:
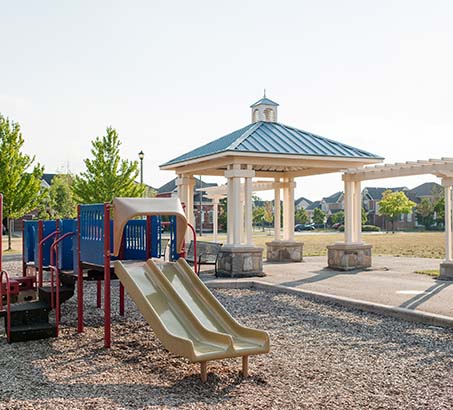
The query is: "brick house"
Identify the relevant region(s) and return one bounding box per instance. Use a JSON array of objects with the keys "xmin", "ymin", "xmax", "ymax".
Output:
[{"xmin": 156, "ymin": 177, "xmax": 218, "ymax": 233}]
